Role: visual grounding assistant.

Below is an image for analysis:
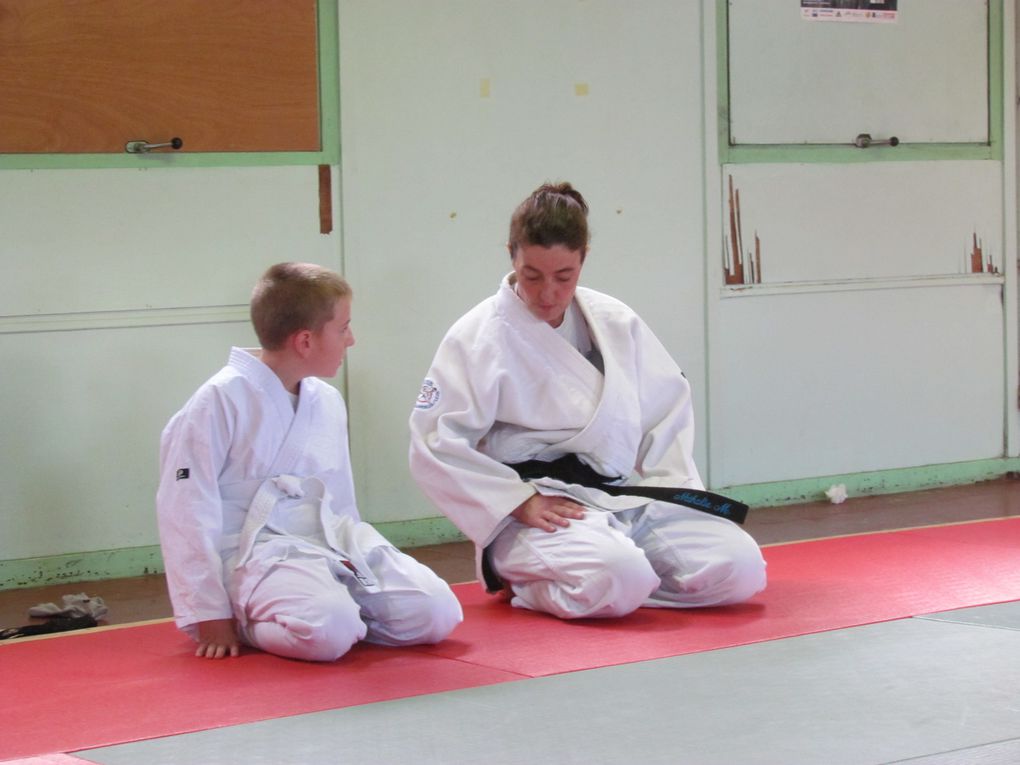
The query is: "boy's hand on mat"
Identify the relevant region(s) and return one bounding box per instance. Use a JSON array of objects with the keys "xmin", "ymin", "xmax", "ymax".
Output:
[
  {"xmin": 196, "ymin": 618, "xmax": 240, "ymax": 659},
  {"xmin": 511, "ymin": 494, "xmax": 585, "ymax": 532}
]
